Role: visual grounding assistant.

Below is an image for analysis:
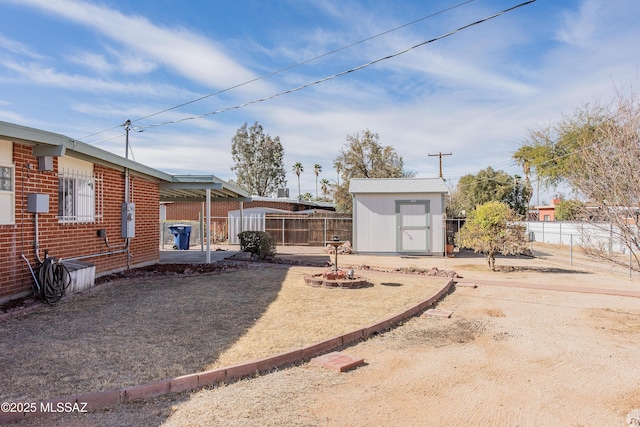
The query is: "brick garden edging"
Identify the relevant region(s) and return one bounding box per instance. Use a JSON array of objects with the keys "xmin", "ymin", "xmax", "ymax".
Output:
[{"xmin": 0, "ymin": 279, "xmax": 454, "ymax": 424}]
